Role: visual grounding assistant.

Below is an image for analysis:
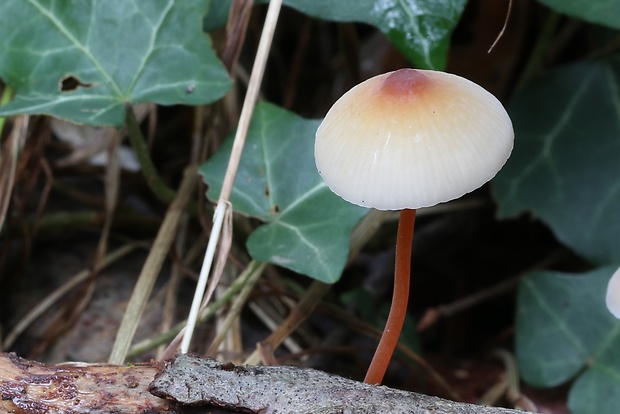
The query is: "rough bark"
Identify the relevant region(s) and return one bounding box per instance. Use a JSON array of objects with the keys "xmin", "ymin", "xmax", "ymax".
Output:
[
  {"xmin": 0, "ymin": 352, "xmax": 532, "ymax": 414},
  {"xmin": 150, "ymin": 354, "xmax": 532, "ymax": 414},
  {"xmin": 0, "ymin": 352, "xmax": 172, "ymax": 413}
]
